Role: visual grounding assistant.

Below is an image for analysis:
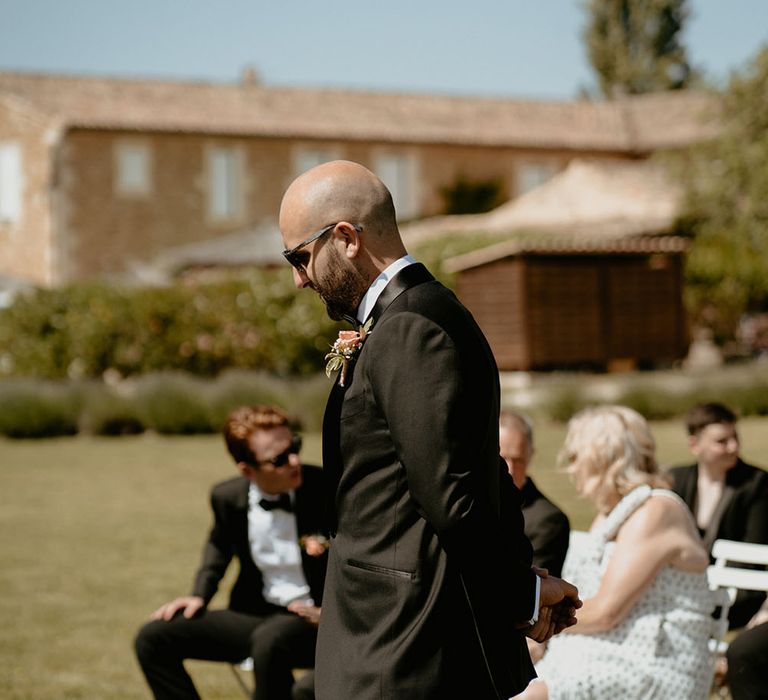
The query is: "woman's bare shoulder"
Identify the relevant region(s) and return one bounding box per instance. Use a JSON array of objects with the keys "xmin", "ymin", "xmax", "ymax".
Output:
[{"xmin": 618, "ymin": 490, "xmax": 688, "ymax": 540}]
